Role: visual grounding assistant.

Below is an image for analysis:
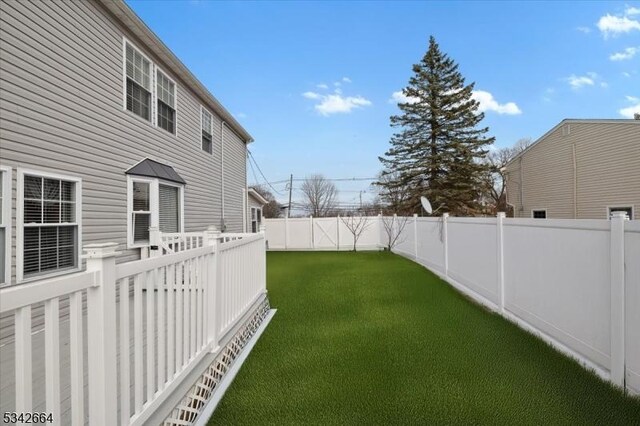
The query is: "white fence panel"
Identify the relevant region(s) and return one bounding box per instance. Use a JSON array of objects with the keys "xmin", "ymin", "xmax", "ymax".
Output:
[
  {"xmin": 265, "ymin": 219, "xmax": 286, "ymax": 249},
  {"xmin": 625, "ymin": 220, "xmax": 640, "ymax": 394},
  {"xmin": 394, "ymin": 218, "xmax": 414, "ymax": 258},
  {"xmin": 313, "ymin": 218, "xmax": 339, "ymax": 250},
  {"xmin": 503, "ymin": 219, "xmax": 612, "ymax": 369},
  {"xmin": 415, "ymin": 218, "xmax": 445, "ymax": 274},
  {"xmin": 447, "ymin": 218, "xmax": 499, "ymax": 306},
  {"xmin": 287, "ymin": 218, "xmax": 313, "ymax": 249}
]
